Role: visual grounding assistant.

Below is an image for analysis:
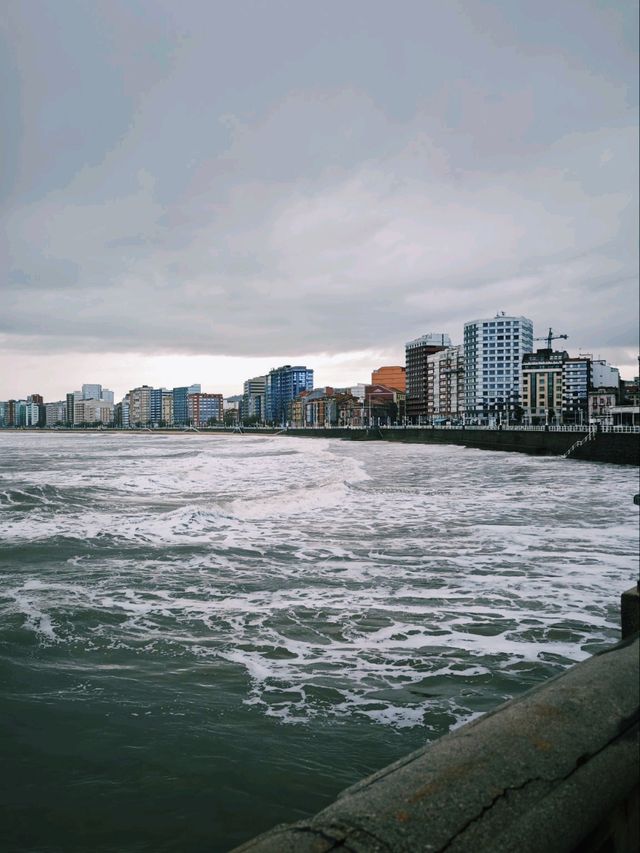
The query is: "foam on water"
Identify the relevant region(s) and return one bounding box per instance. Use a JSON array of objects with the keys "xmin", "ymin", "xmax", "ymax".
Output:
[{"xmin": 0, "ymin": 433, "xmax": 637, "ymax": 728}]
